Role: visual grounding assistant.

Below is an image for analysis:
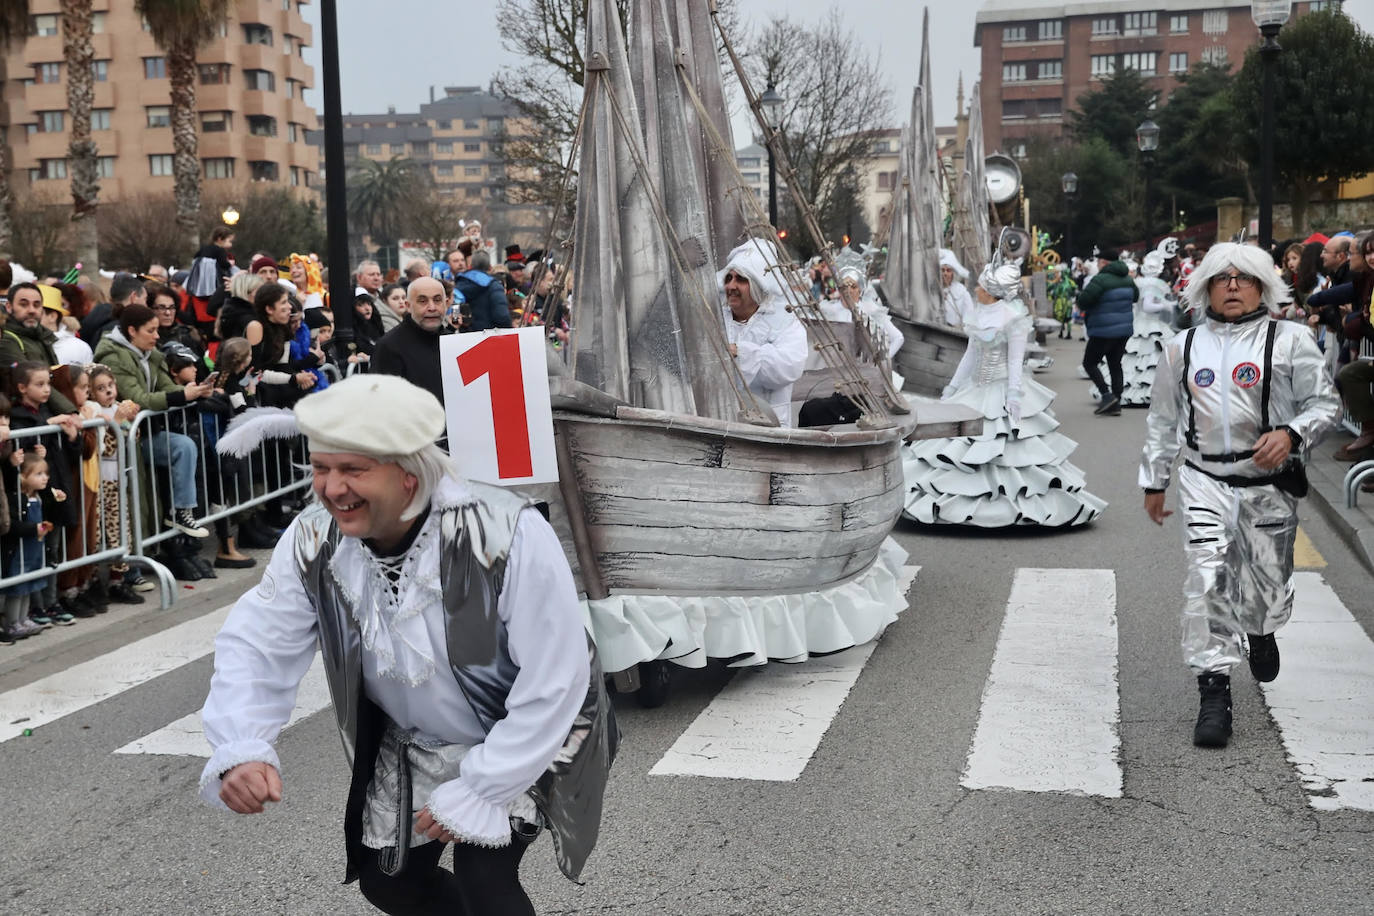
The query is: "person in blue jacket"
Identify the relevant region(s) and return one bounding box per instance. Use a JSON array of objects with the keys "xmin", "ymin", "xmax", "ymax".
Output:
[
  {"xmin": 1077, "ymin": 245, "xmax": 1138, "ymax": 416},
  {"xmin": 454, "ymin": 250, "xmax": 512, "ymax": 332}
]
